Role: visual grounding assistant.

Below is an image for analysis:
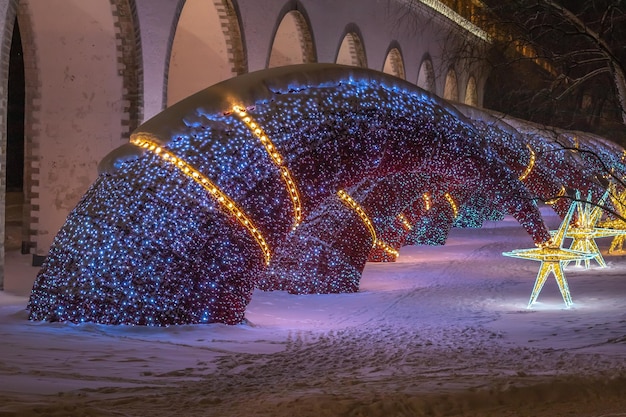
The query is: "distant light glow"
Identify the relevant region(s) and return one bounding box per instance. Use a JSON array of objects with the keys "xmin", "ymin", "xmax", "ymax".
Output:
[{"xmin": 406, "ymin": 0, "xmax": 491, "ymax": 42}]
